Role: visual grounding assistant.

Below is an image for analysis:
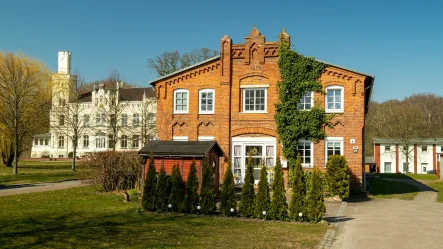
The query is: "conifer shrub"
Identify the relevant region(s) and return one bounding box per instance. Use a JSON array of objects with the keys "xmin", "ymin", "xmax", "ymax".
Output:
[
  {"xmin": 254, "ymin": 165, "xmax": 270, "ymax": 219},
  {"xmin": 142, "ymin": 153, "xmax": 157, "ymax": 211},
  {"xmin": 289, "ymin": 154, "xmax": 306, "ymax": 221},
  {"xmin": 168, "ymin": 164, "xmax": 185, "ymax": 212},
  {"xmin": 155, "ymin": 164, "xmax": 170, "ymax": 212},
  {"xmin": 239, "ymin": 154, "xmax": 255, "ymax": 217},
  {"xmin": 326, "ymin": 155, "xmax": 351, "ymax": 200},
  {"xmin": 220, "ymin": 161, "xmax": 237, "ymax": 216},
  {"xmin": 268, "ymin": 156, "xmax": 288, "ymax": 220},
  {"xmin": 306, "ymin": 166, "xmax": 325, "ymax": 223},
  {"xmin": 183, "ymin": 159, "xmax": 199, "ymax": 213},
  {"xmin": 200, "ymin": 158, "xmax": 216, "ymax": 214}
]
